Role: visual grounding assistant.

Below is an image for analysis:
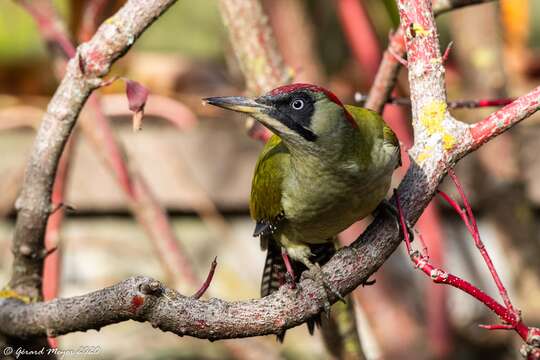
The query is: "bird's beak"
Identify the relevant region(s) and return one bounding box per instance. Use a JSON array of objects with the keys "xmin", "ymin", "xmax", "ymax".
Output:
[{"xmin": 203, "ymin": 96, "xmax": 272, "ymax": 115}]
